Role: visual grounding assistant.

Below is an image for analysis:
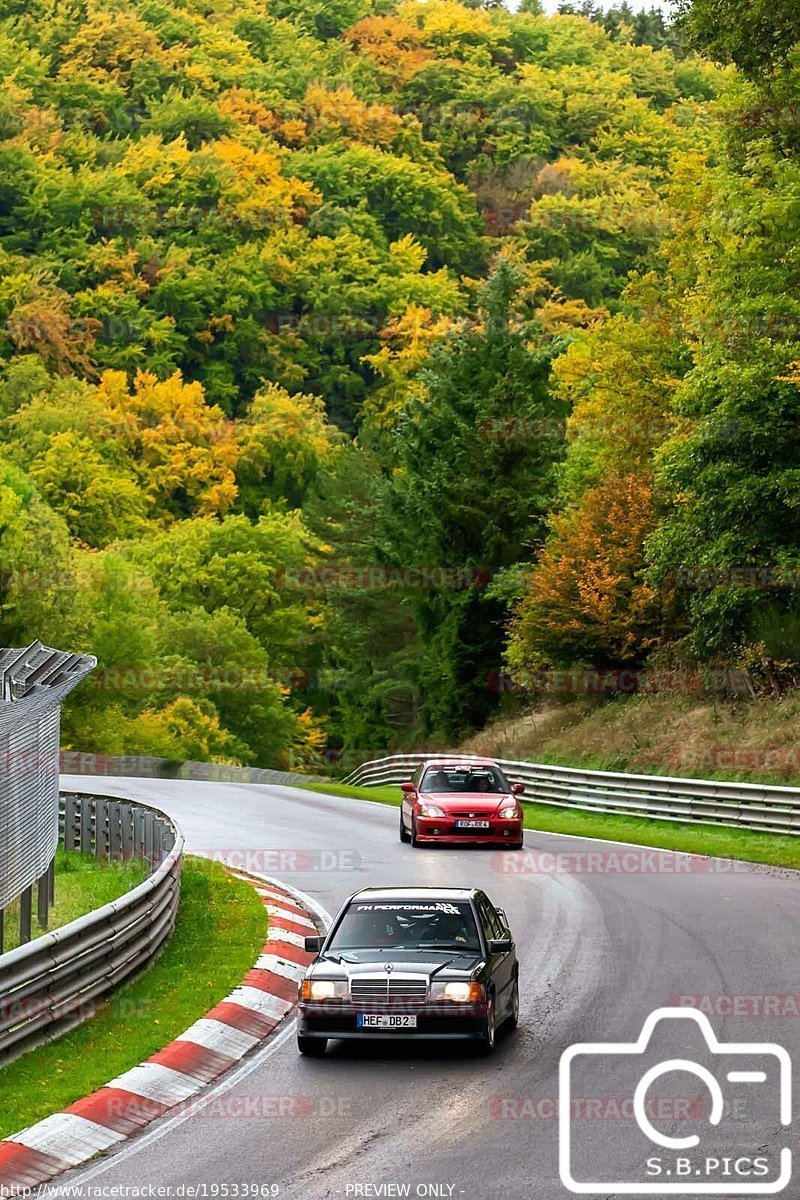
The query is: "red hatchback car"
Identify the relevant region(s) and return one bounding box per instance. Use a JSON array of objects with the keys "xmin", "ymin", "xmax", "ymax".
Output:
[{"xmin": 399, "ymin": 758, "xmax": 525, "ymax": 849}]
